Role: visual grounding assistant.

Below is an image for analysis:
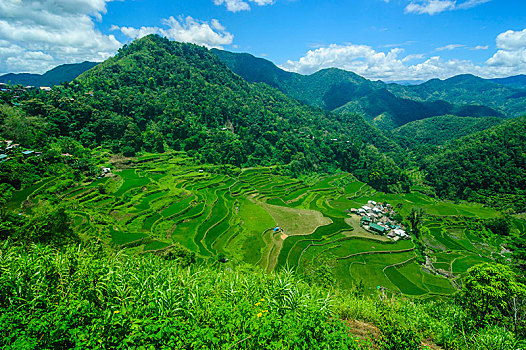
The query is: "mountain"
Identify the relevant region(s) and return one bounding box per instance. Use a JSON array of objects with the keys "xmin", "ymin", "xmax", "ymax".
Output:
[
  {"xmin": 11, "ymin": 35, "xmax": 408, "ymax": 191},
  {"xmin": 422, "ymin": 116, "xmax": 526, "ymax": 208},
  {"xmin": 490, "ymin": 75, "xmax": 526, "ymax": 89},
  {"xmin": 387, "ymin": 74, "xmax": 526, "ymax": 119},
  {"xmin": 212, "ymin": 49, "xmax": 383, "ymax": 110},
  {"xmin": 0, "ymin": 61, "xmax": 98, "ymax": 87},
  {"xmin": 333, "ymin": 88, "xmax": 503, "ymax": 129},
  {"xmin": 391, "ymin": 115, "xmax": 503, "ymax": 149},
  {"xmin": 213, "ymin": 50, "xmax": 507, "ymax": 129}
]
